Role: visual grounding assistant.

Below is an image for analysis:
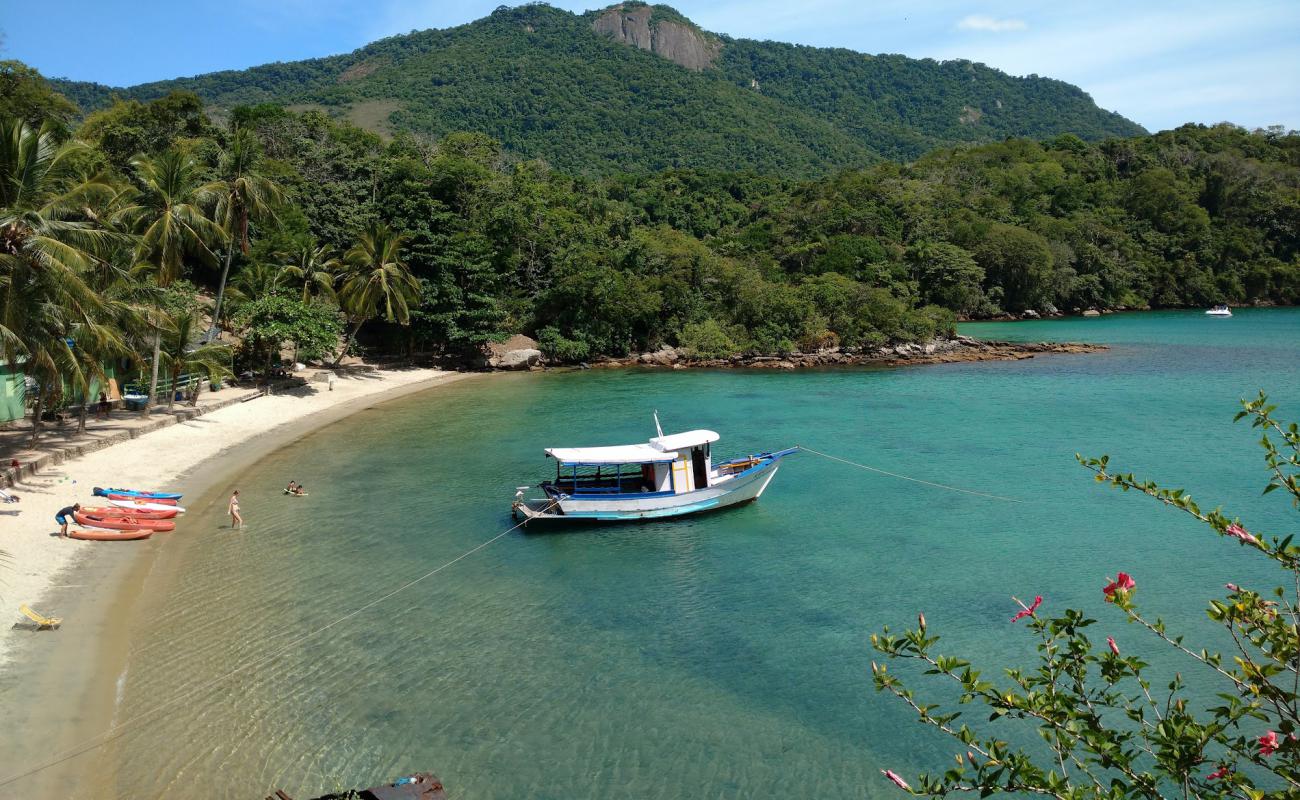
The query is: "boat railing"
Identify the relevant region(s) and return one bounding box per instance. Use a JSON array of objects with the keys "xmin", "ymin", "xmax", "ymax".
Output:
[{"xmin": 544, "ymin": 476, "xmax": 675, "ymax": 499}]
